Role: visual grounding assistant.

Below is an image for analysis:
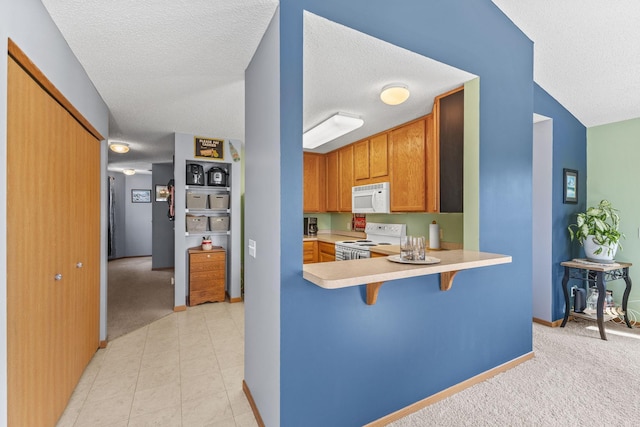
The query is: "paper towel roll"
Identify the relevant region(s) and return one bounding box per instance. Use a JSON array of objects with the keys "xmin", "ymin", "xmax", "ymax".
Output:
[{"xmin": 429, "ymin": 222, "xmax": 440, "ymax": 249}]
